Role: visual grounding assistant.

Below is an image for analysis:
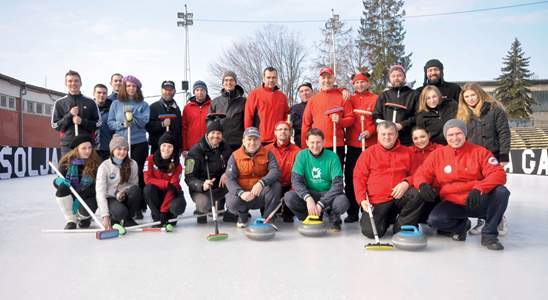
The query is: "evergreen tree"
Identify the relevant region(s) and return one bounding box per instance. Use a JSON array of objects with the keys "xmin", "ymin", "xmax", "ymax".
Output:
[
  {"xmin": 358, "ymin": 0, "xmax": 412, "ymax": 93},
  {"xmin": 495, "ymin": 38, "xmax": 536, "ymax": 120}
]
